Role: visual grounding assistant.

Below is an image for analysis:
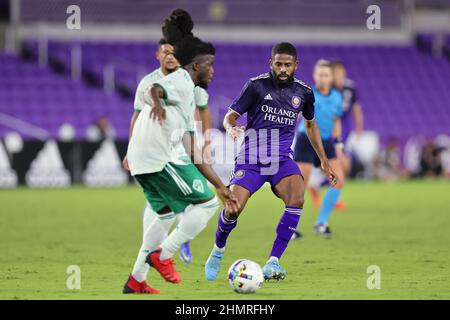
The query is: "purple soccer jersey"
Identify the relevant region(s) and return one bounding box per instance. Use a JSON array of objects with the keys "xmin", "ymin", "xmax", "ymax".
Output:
[
  {"xmin": 230, "ymin": 72, "xmax": 315, "ymax": 165},
  {"xmin": 228, "ymin": 72, "xmax": 314, "ymax": 194},
  {"xmin": 338, "ymin": 78, "xmax": 359, "ymax": 141},
  {"xmin": 215, "ymin": 73, "xmax": 312, "ymax": 259}
]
